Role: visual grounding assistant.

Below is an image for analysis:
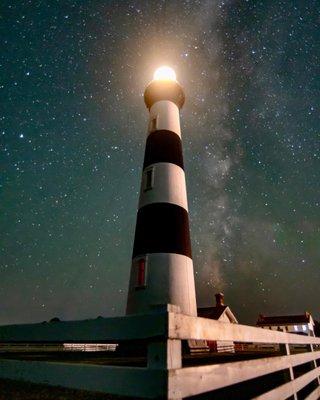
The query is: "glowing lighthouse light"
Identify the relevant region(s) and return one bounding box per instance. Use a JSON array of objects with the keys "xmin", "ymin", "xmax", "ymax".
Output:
[{"xmin": 153, "ymin": 66, "xmax": 176, "ymax": 81}]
